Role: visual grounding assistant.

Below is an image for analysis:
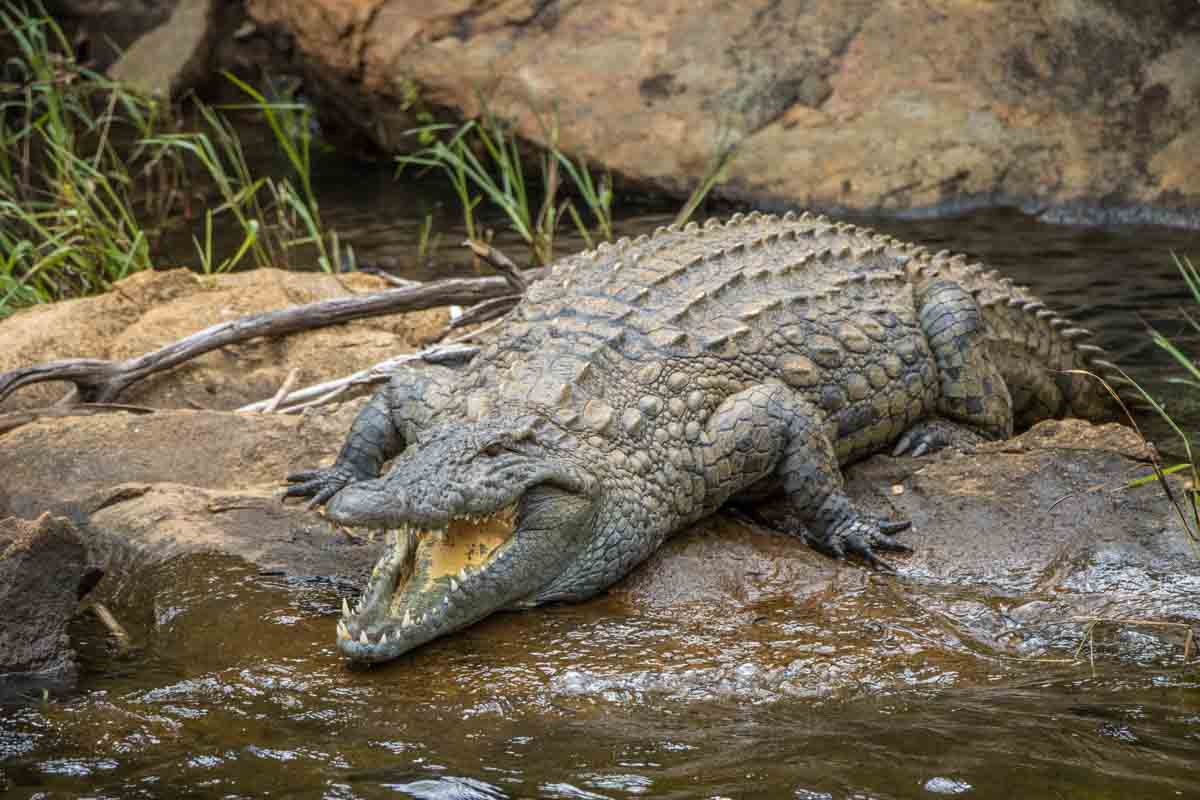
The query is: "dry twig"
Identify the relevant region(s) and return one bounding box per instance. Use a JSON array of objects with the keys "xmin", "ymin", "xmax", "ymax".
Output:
[
  {"xmin": 262, "ymin": 368, "xmax": 300, "ymax": 414},
  {"xmin": 465, "ymin": 239, "xmax": 529, "ymax": 293}
]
